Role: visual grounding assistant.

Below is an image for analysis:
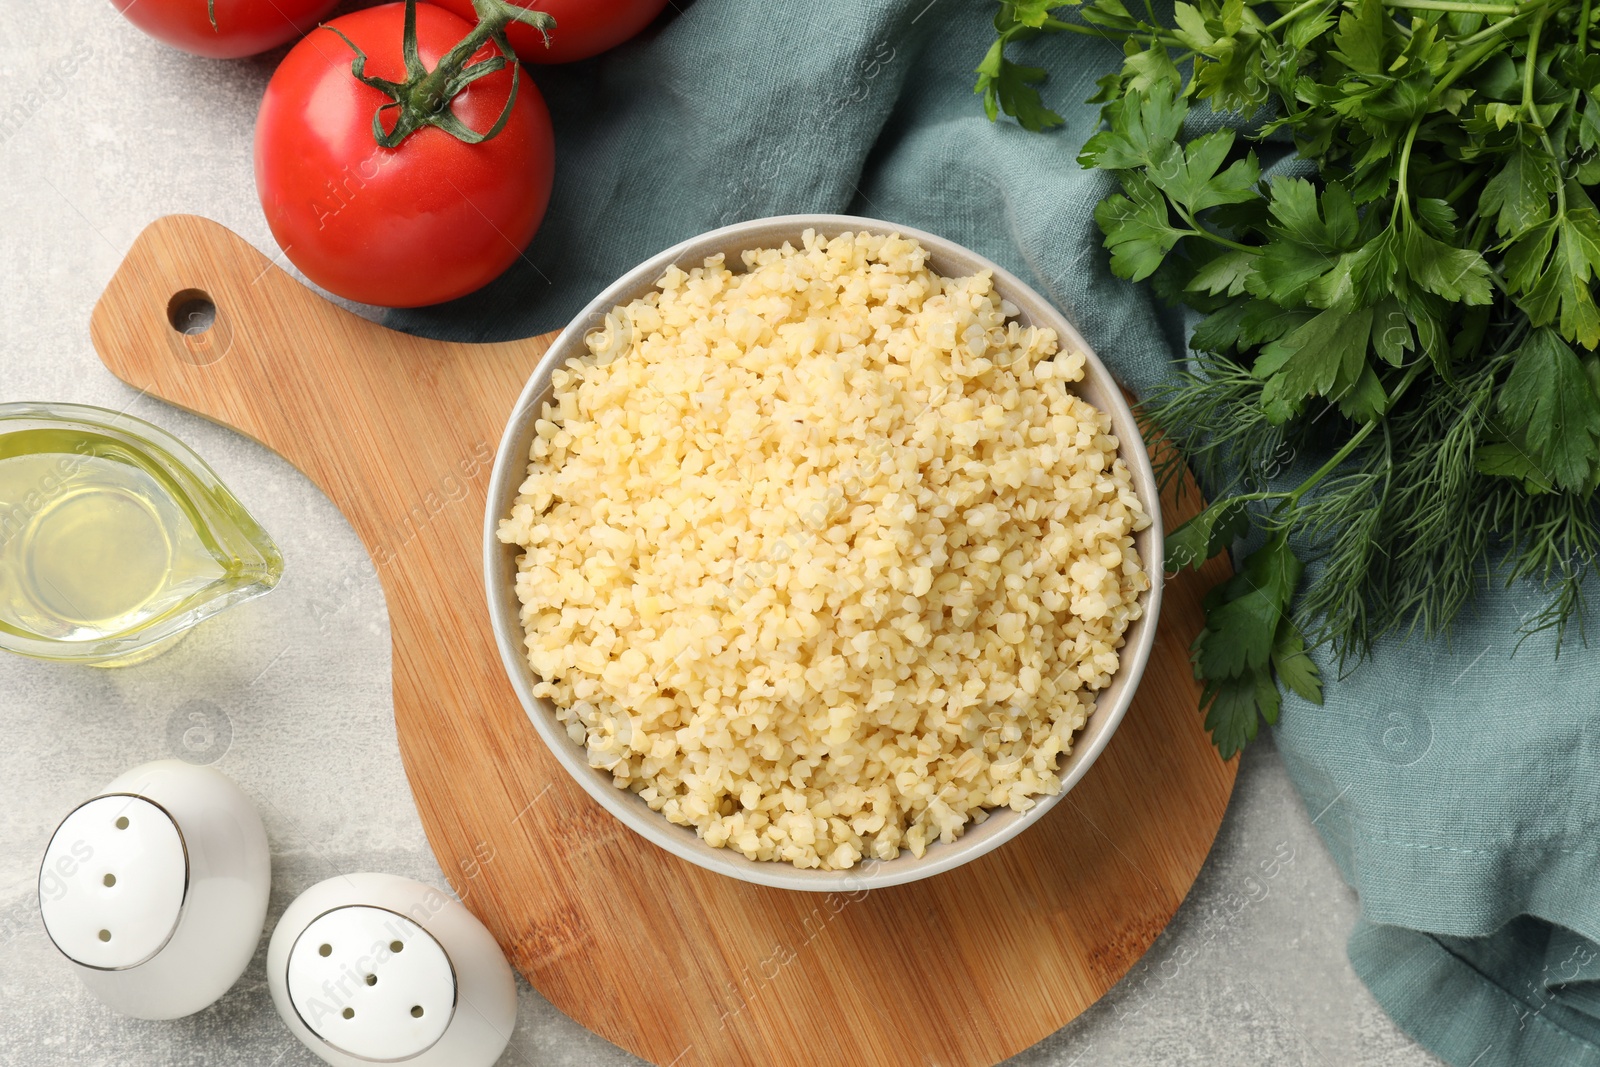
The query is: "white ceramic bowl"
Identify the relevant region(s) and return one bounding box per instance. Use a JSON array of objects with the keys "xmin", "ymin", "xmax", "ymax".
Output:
[{"xmin": 484, "ymin": 215, "xmax": 1163, "ymax": 892}]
